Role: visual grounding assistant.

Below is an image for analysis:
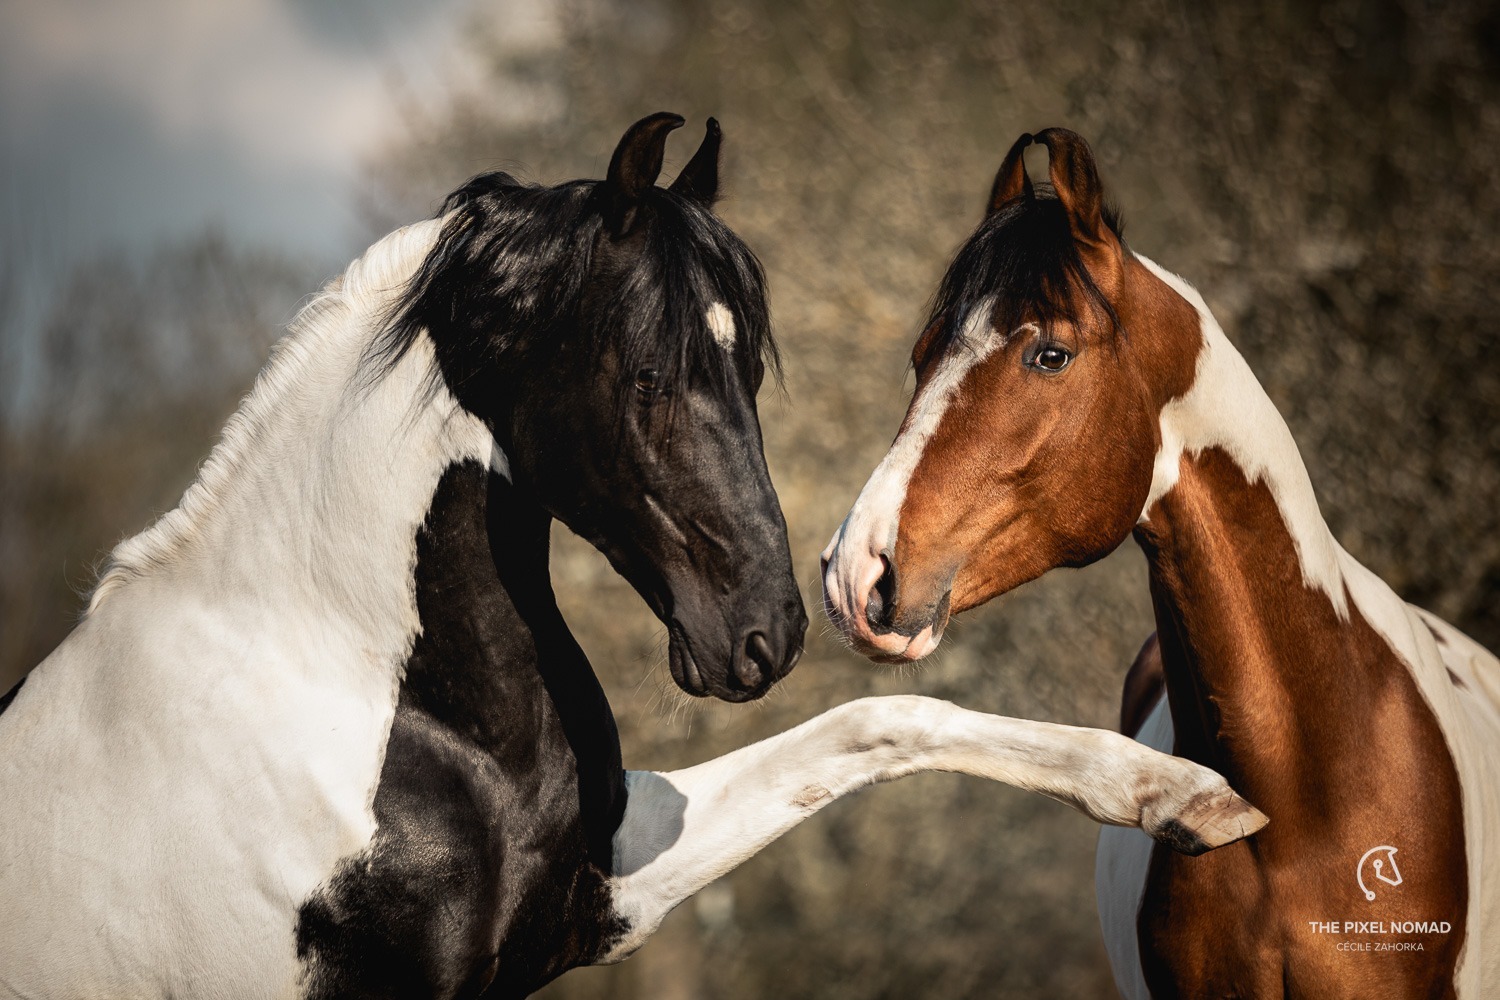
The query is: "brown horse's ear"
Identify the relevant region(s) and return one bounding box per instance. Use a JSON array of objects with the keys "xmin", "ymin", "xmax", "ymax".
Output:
[
  {"xmin": 1033, "ymin": 127, "xmax": 1107, "ymax": 244},
  {"xmin": 987, "ymin": 132, "xmax": 1034, "ymax": 215},
  {"xmin": 602, "ymin": 111, "xmax": 685, "ymax": 236},
  {"xmin": 668, "ymin": 118, "xmax": 721, "ymax": 207}
]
